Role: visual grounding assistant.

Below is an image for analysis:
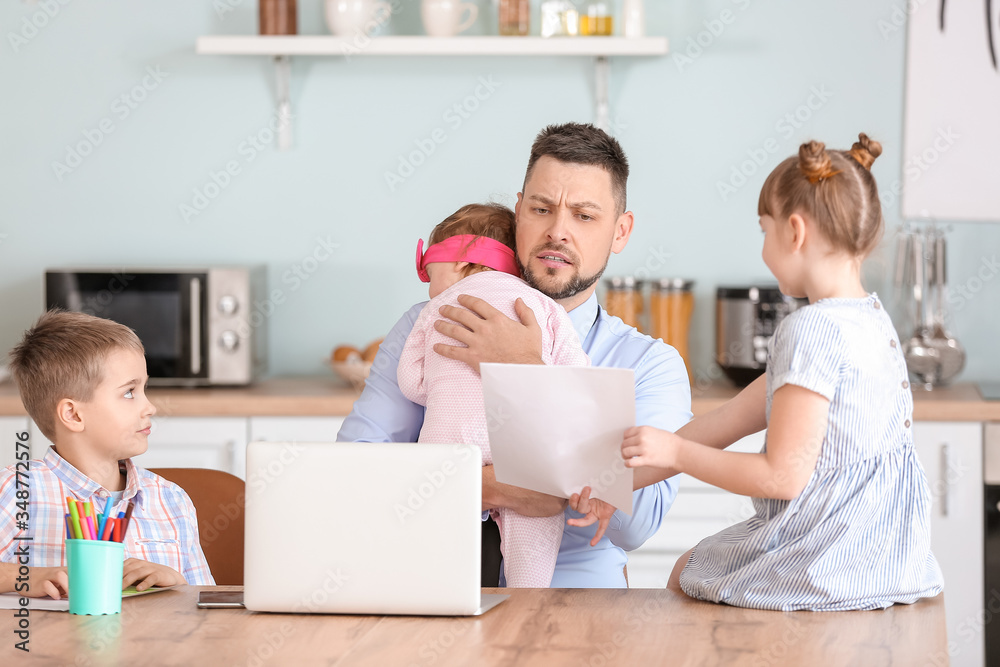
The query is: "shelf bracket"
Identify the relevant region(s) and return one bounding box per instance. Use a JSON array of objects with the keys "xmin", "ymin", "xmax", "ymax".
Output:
[
  {"xmin": 594, "ymin": 55, "xmax": 610, "ymax": 133},
  {"xmin": 274, "ymin": 55, "xmax": 292, "ymax": 151}
]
